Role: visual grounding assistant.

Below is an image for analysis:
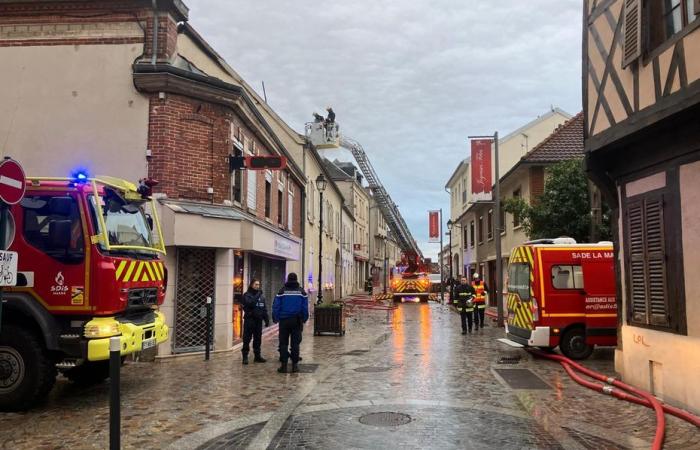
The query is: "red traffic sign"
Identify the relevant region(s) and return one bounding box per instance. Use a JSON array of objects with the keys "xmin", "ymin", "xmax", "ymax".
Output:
[{"xmin": 0, "ymin": 158, "xmax": 26, "ymax": 205}]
